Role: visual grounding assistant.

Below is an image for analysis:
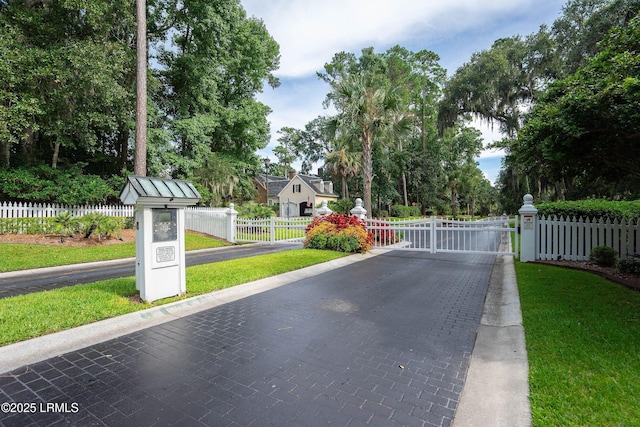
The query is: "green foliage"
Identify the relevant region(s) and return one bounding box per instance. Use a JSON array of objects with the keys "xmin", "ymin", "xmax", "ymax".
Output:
[
  {"xmin": 237, "ymin": 202, "xmax": 275, "ymax": 219},
  {"xmin": 537, "ymin": 200, "xmax": 640, "ymax": 221},
  {"xmin": 0, "ymin": 0, "xmax": 279, "ymax": 197},
  {"xmin": 0, "ymin": 166, "xmax": 122, "ymax": 205},
  {"xmin": 53, "ymin": 211, "xmax": 79, "ymax": 237},
  {"xmin": 0, "ymin": 217, "xmax": 57, "ymax": 234},
  {"xmin": 617, "ymin": 257, "xmax": 640, "ymax": 275},
  {"xmin": 328, "ymin": 198, "xmax": 354, "ymax": 214},
  {"xmin": 590, "ymin": 246, "xmax": 618, "ymax": 267},
  {"xmin": 79, "ymin": 212, "xmax": 117, "ymax": 240}
]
